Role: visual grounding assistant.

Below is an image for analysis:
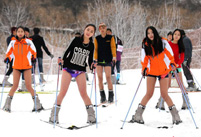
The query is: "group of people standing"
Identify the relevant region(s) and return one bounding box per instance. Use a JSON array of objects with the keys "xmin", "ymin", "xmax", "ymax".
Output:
[{"xmin": 1, "ymin": 23, "xmax": 197, "ymax": 125}]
